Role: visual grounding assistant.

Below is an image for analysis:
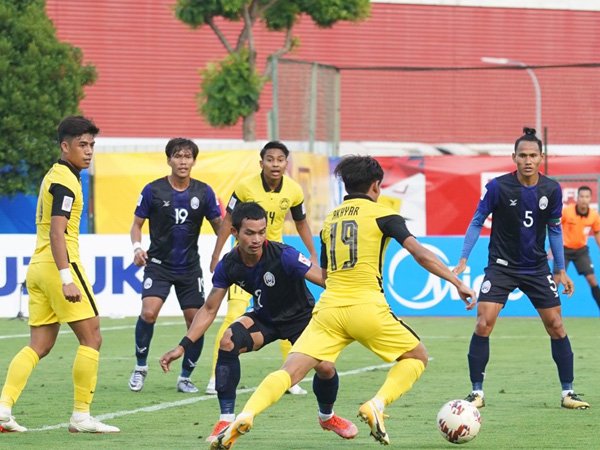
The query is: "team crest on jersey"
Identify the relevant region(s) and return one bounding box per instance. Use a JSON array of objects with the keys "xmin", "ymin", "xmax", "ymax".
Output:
[
  {"xmin": 191, "ymin": 196, "xmax": 200, "ymax": 210},
  {"xmin": 480, "ymin": 280, "xmax": 491, "ymax": 294},
  {"xmin": 539, "ymin": 196, "xmax": 548, "ymax": 210},
  {"xmin": 298, "ymin": 253, "xmax": 311, "ymax": 267},
  {"xmin": 279, "ymin": 198, "xmax": 290, "ymax": 210},
  {"xmin": 263, "ymin": 271, "xmax": 276, "ymax": 287},
  {"xmin": 144, "ymin": 277, "xmax": 153, "ymax": 289}
]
